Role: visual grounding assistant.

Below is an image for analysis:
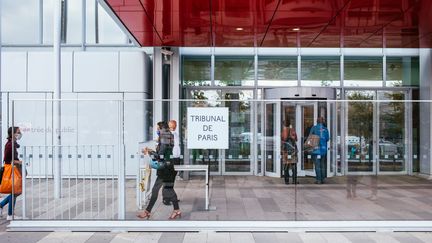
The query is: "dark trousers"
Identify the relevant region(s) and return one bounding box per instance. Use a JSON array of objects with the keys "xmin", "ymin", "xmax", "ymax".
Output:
[
  {"xmin": 146, "ymin": 176, "xmax": 163, "ymax": 212},
  {"xmin": 283, "ymin": 163, "xmax": 297, "ymax": 184}
]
